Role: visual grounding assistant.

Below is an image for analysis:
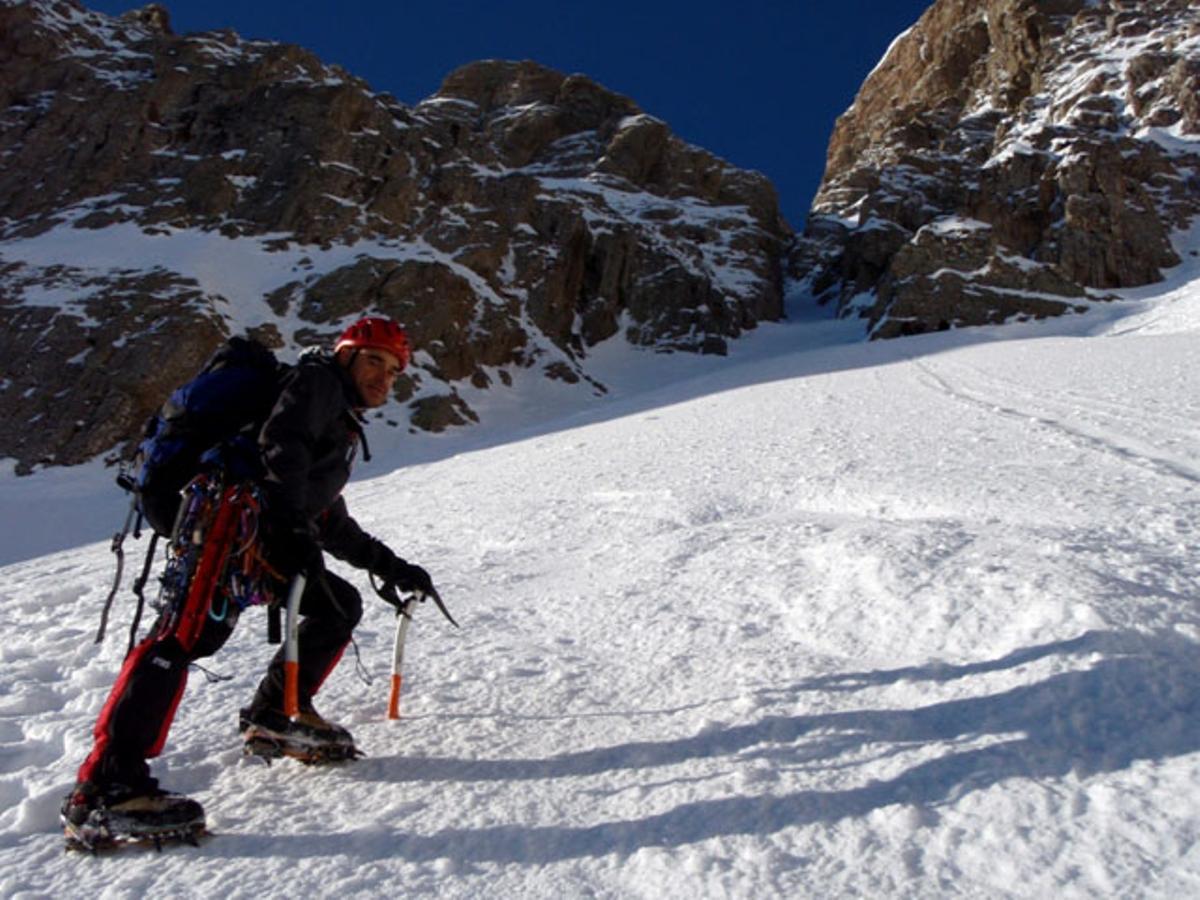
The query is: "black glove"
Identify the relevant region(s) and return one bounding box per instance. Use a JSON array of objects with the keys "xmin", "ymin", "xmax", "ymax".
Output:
[
  {"xmin": 369, "ymin": 540, "xmax": 433, "ymax": 596},
  {"xmin": 389, "ymin": 559, "xmax": 435, "ymax": 597},
  {"xmin": 271, "ymin": 520, "xmax": 324, "ymax": 579},
  {"xmin": 369, "ymin": 544, "xmax": 457, "ymax": 627}
]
